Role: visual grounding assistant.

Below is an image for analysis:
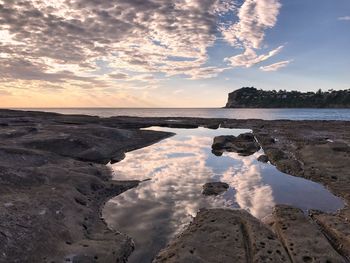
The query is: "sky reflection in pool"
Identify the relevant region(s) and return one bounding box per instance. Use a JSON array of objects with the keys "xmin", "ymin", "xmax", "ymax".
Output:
[{"xmin": 103, "ymin": 127, "xmax": 344, "ymax": 263}]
